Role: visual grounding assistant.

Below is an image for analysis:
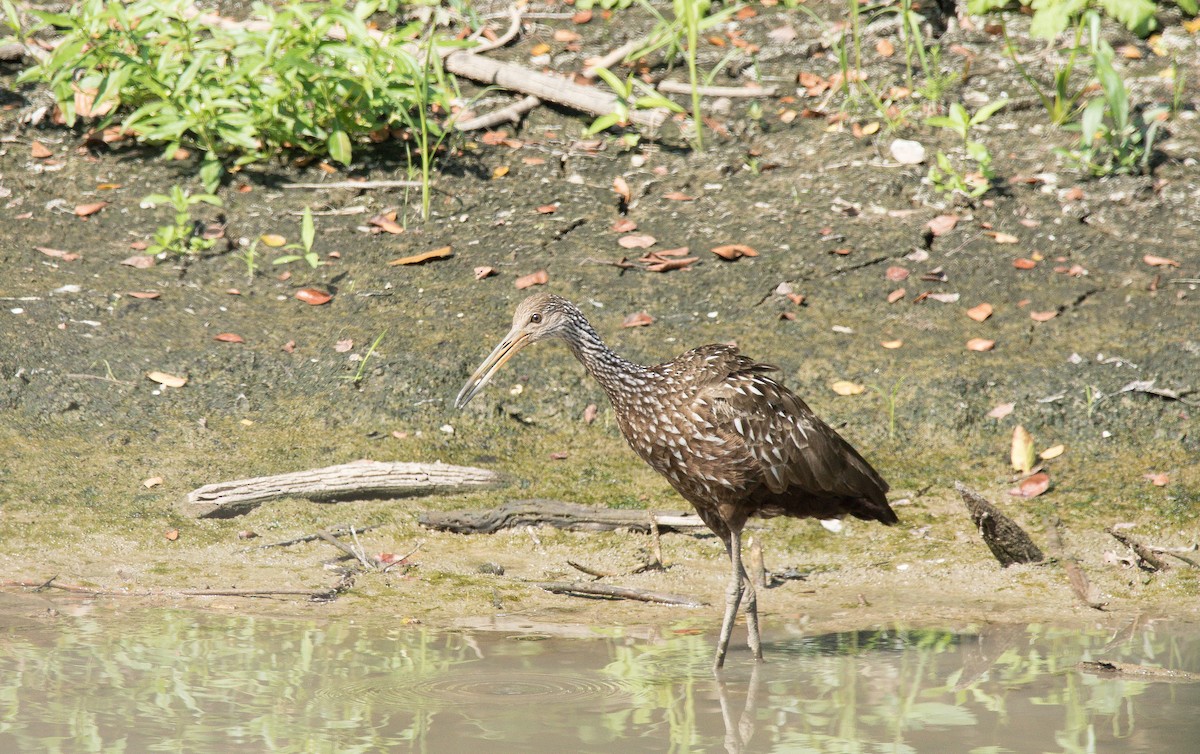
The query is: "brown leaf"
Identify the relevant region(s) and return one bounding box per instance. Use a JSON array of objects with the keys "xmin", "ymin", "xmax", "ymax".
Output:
[
  {"xmin": 74, "ymin": 201, "xmax": 108, "ymax": 217},
  {"xmin": 549, "ymin": 450, "xmax": 570, "ymax": 460},
  {"xmin": 1030, "ymin": 310, "xmax": 1058, "ymax": 322},
  {"xmin": 164, "ymin": 529, "xmax": 180, "ymax": 541},
  {"xmin": 583, "ymin": 404, "xmax": 598, "ymax": 424},
  {"xmin": 1013, "ymin": 258, "xmax": 1037, "ymax": 270},
  {"xmin": 1062, "ymin": 186, "xmax": 1084, "ymax": 201},
  {"xmin": 1143, "ymin": 472, "xmax": 1169, "ymax": 487},
  {"xmin": 966, "ymin": 338, "xmax": 995, "ymax": 352},
  {"xmin": 515, "ymin": 270, "xmax": 549, "ymax": 289},
  {"xmin": 474, "ymin": 266, "xmax": 498, "ymax": 280},
  {"xmin": 880, "ymin": 339, "xmax": 903, "ymax": 349},
  {"xmin": 988, "ymin": 231, "xmax": 1019, "ymax": 244},
  {"xmin": 875, "ymin": 38, "xmax": 895, "ymax": 57},
  {"xmin": 369, "ymin": 213, "xmax": 404, "ymax": 234},
  {"xmin": 31, "ymin": 141, "xmax": 52, "ymax": 159},
  {"xmin": 1142, "ymin": 254, "xmax": 1179, "ymax": 268},
  {"xmin": 1011, "ymin": 425, "xmax": 1036, "ymax": 473},
  {"xmin": 622, "ymin": 311, "xmax": 655, "ymax": 327},
  {"xmin": 147, "ymin": 371, "xmax": 188, "ymax": 388},
  {"xmin": 120, "ymin": 255, "xmax": 156, "ymax": 269},
  {"xmin": 142, "ymin": 476, "xmax": 163, "ymax": 489},
  {"xmin": 35, "ymin": 246, "xmax": 80, "ymax": 261},
  {"xmin": 535, "ymin": 204, "xmax": 557, "ymax": 214},
  {"xmin": 887, "ymin": 288, "xmax": 906, "ymax": 303},
  {"xmin": 926, "ymin": 214, "xmax": 959, "ymax": 236},
  {"xmin": 295, "ymin": 288, "xmax": 332, "ymax": 305},
  {"xmin": 966, "ymin": 302, "xmax": 993, "ymax": 322},
  {"xmin": 282, "ymin": 340, "xmax": 296, "ymax": 354},
  {"xmin": 711, "ymin": 244, "xmax": 758, "ymax": 260},
  {"xmin": 831, "ymin": 380, "xmax": 866, "ymax": 396},
  {"xmin": 663, "ymin": 191, "xmax": 694, "ymax": 201},
  {"xmin": 126, "ymin": 291, "xmax": 160, "ymax": 299},
  {"xmin": 214, "ymin": 333, "xmax": 245, "ymax": 343},
  {"xmin": 334, "ymin": 338, "xmax": 353, "ymax": 352},
  {"xmin": 572, "ymin": 10, "xmax": 593, "ymax": 23},
  {"xmin": 642, "ymin": 255, "xmax": 698, "ymax": 273},
  {"xmin": 987, "ymin": 402, "xmax": 1015, "ymax": 420},
  {"xmin": 260, "ymin": 233, "xmax": 287, "ymax": 247},
  {"xmin": 886, "ymin": 266, "xmax": 910, "ymax": 281},
  {"xmin": 388, "ymin": 246, "xmax": 452, "ymax": 266},
  {"xmin": 553, "ymin": 29, "xmax": 581, "ymax": 43},
  {"xmin": 611, "ymin": 219, "xmax": 637, "ymax": 233},
  {"xmin": 612, "ymin": 176, "xmax": 632, "ymax": 204},
  {"xmin": 492, "ymin": 165, "xmax": 510, "ymax": 179},
  {"xmin": 1009, "ymin": 472, "xmax": 1050, "ymax": 498},
  {"xmin": 618, "ymin": 234, "xmax": 656, "ymax": 249}
]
